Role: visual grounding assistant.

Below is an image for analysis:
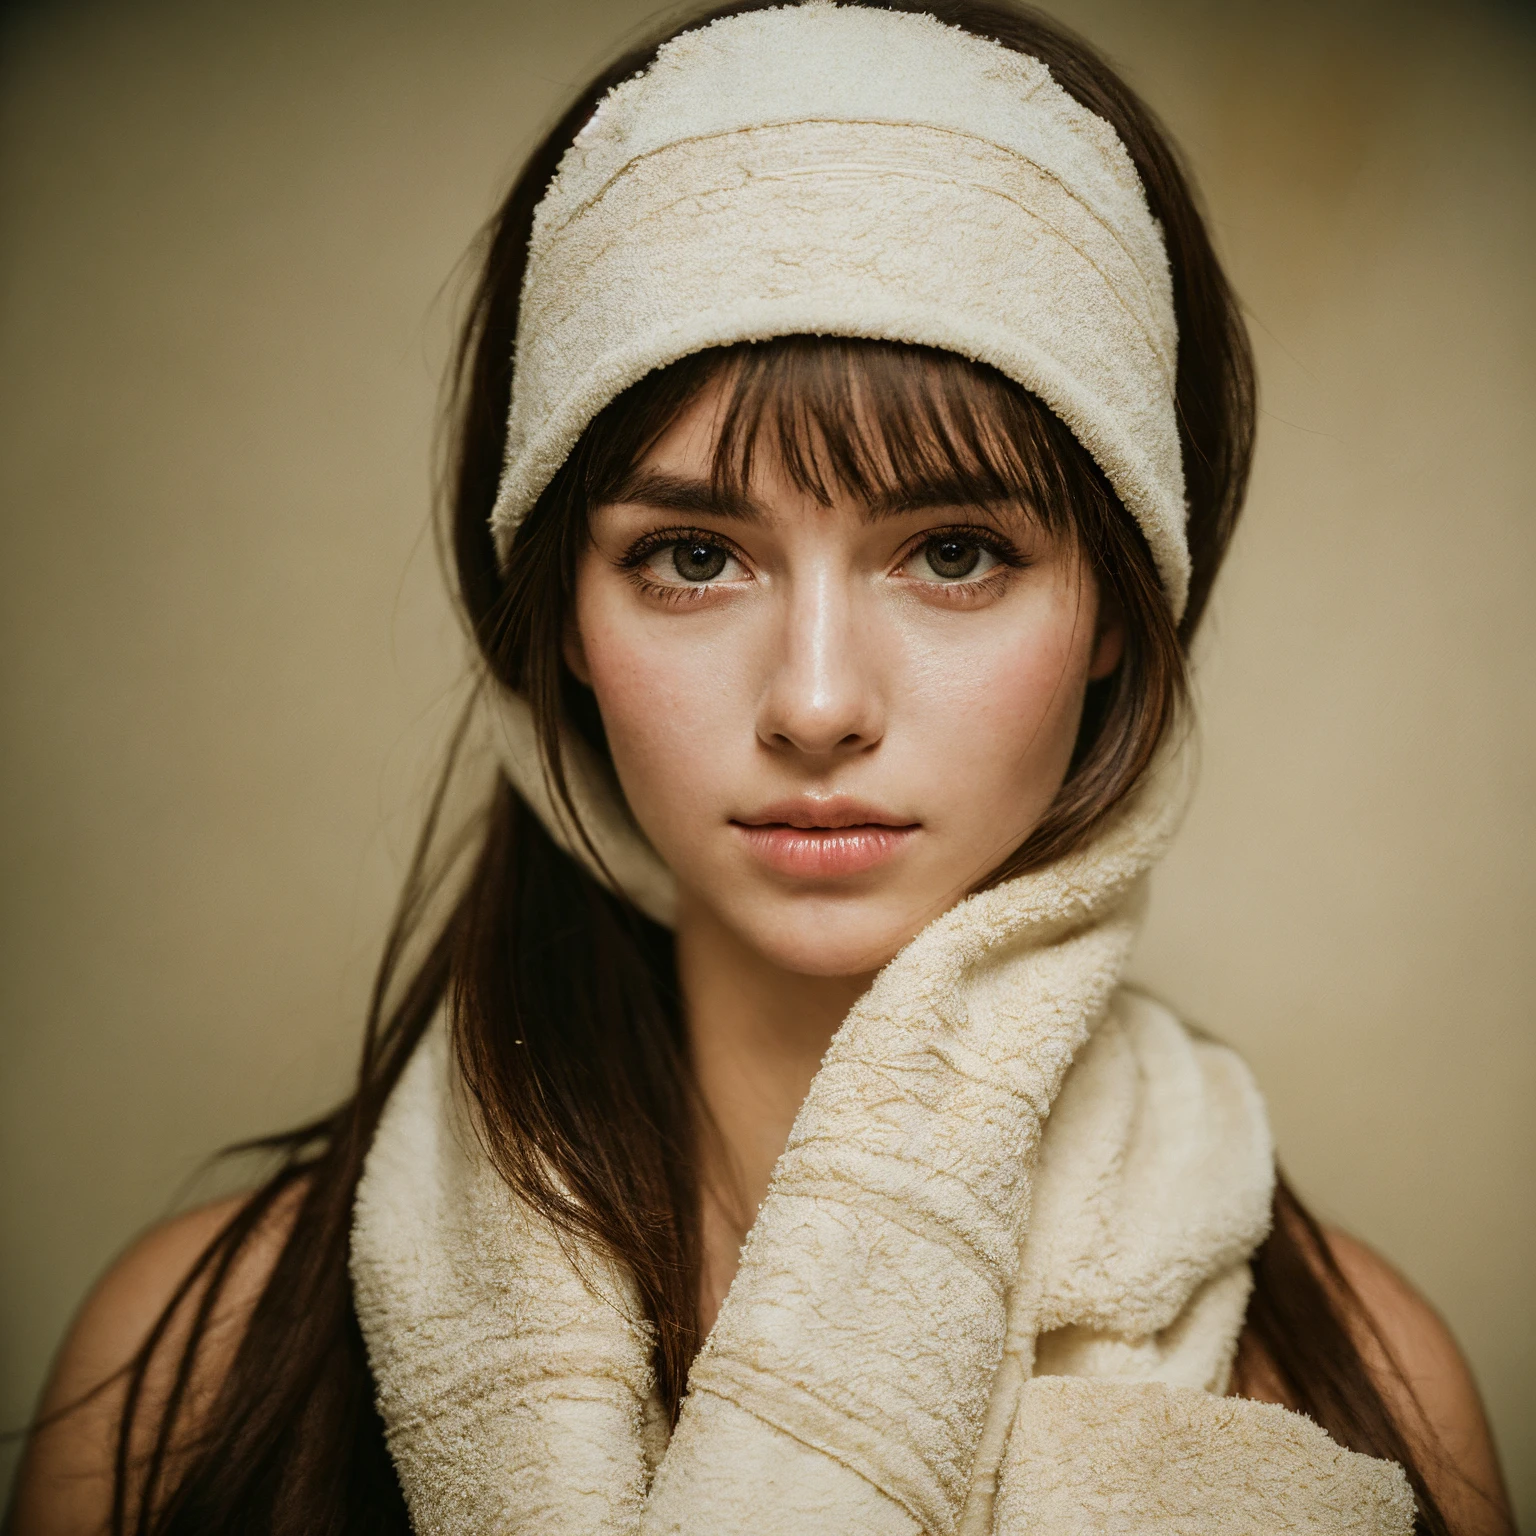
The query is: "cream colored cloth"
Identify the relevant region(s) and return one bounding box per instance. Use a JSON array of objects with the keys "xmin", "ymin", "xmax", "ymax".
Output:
[
  {"xmin": 488, "ymin": 3, "xmax": 1191, "ymax": 618},
  {"xmin": 351, "ymin": 728, "xmax": 1415, "ymax": 1533}
]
